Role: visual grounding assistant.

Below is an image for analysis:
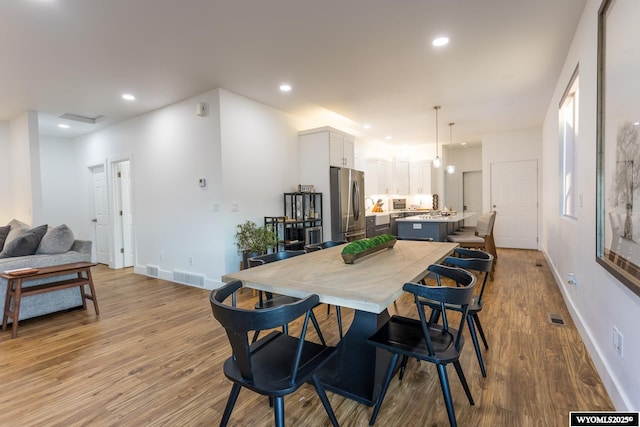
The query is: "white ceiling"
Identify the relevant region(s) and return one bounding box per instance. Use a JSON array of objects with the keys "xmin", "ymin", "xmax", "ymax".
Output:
[{"xmin": 1, "ymin": 0, "xmax": 586, "ymax": 145}]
